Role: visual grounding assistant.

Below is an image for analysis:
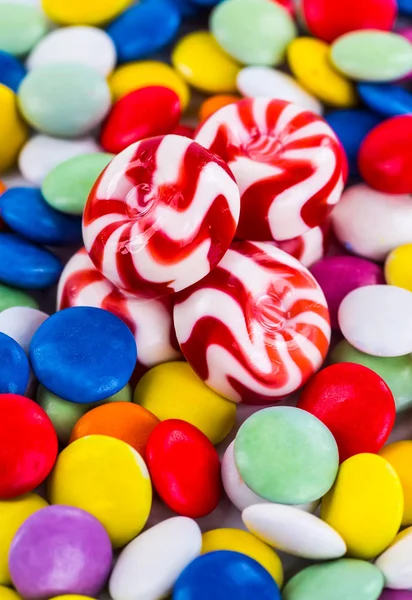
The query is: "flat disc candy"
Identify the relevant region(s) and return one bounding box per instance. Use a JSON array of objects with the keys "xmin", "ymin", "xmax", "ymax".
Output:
[
  {"xmin": 83, "ymin": 134, "xmax": 240, "ymax": 297},
  {"xmin": 195, "ymin": 98, "xmax": 345, "ymax": 242},
  {"xmin": 173, "ymin": 242, "xmax": 330, "ymax": 404}
]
